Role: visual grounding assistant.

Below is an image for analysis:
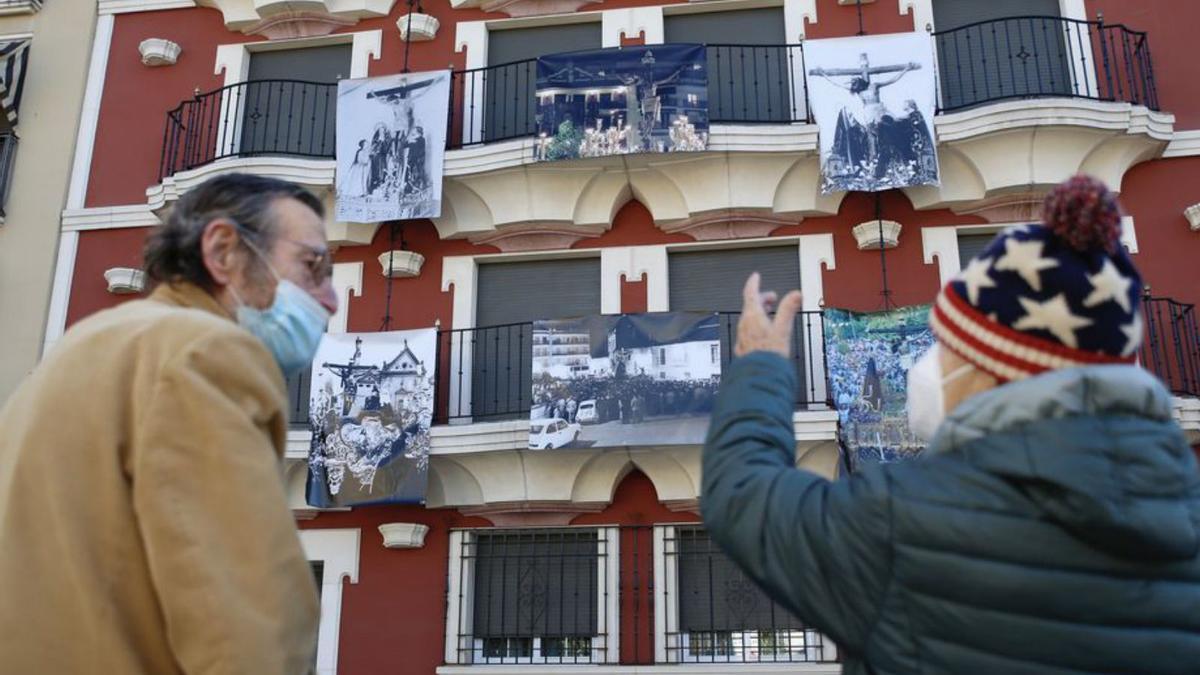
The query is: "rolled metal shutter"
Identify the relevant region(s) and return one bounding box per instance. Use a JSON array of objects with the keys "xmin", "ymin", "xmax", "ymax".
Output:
[{"xmin": 957, "ymin": 232, "xmax": 998, "ymax": 268}]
